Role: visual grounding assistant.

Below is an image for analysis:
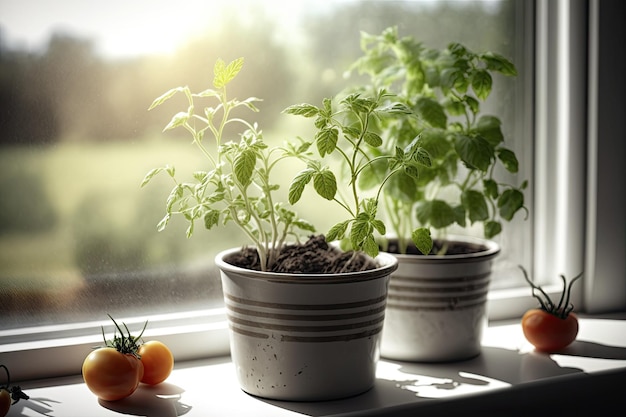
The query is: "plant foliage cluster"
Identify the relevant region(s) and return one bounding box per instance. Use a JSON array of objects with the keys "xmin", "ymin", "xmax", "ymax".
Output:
[
  {"xmin": 336, "ymin": 27, "xmax": 527, "ymax": 253},
  {"xmin": 142, "ymin": 58, "xmax": 314, "ymax": 272},
  {"xmin": 145, "ymin": 27, "xmax": 528, "ymax": 269}
]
